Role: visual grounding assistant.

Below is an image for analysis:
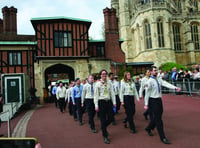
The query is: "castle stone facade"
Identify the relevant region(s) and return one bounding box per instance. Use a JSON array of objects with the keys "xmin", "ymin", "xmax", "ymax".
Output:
[{"xmin": 111, "ymin": 0, "xmax": 200, "ymax": 67}]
